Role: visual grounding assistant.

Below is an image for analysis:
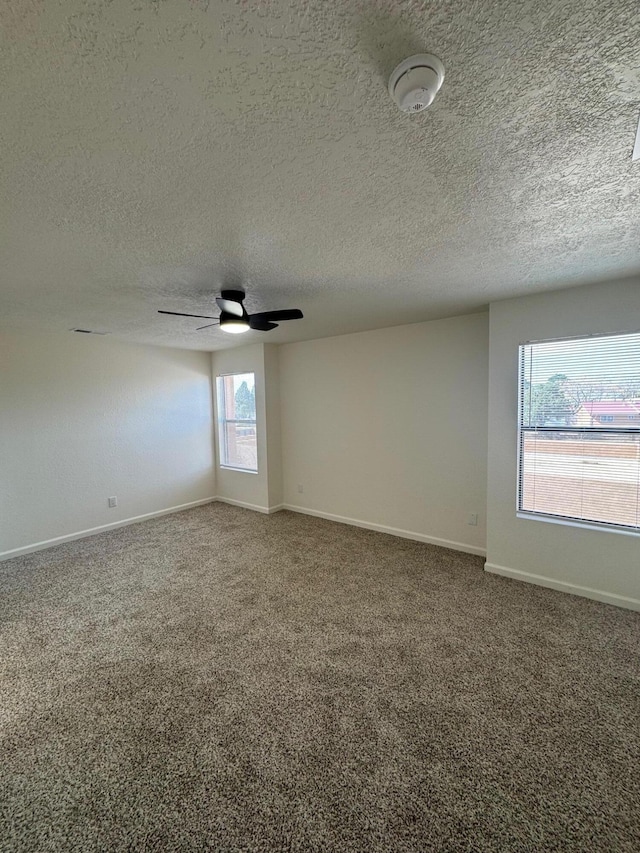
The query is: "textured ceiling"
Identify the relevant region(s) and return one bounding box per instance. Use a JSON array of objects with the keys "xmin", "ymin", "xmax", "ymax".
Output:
[{"xmin": 1, "ymin": 0, "xmax": 639, "ymax": 350}]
